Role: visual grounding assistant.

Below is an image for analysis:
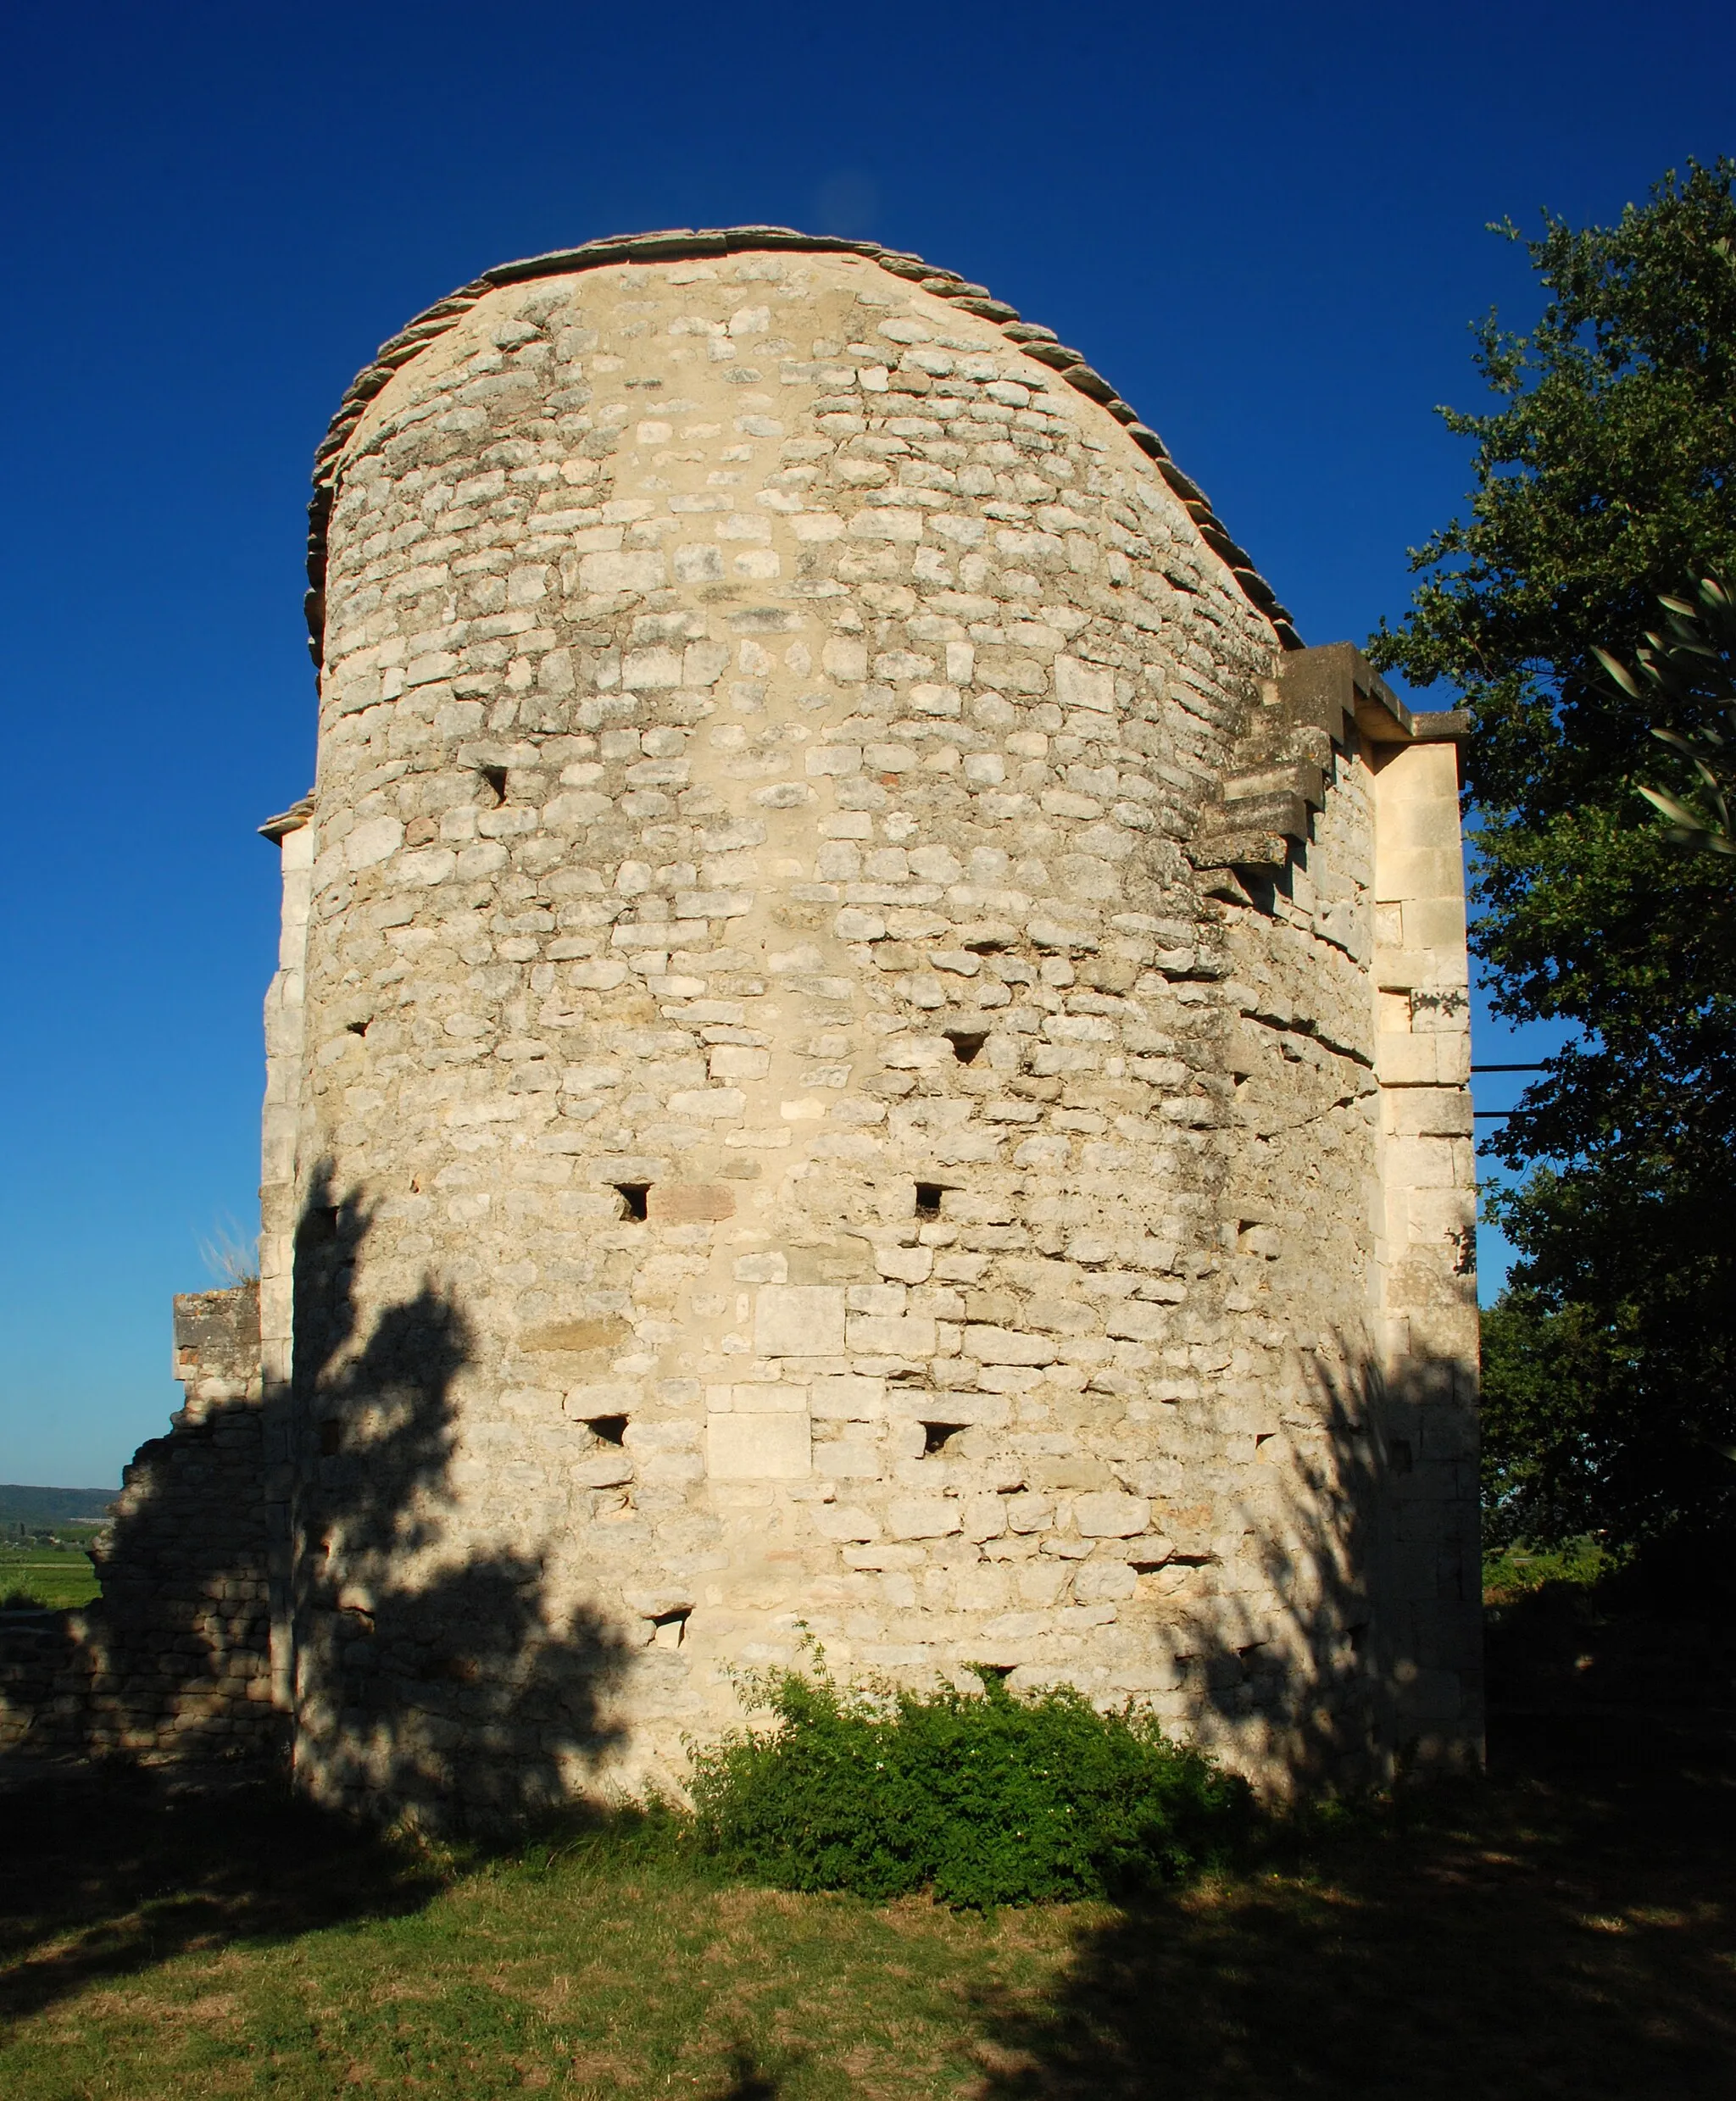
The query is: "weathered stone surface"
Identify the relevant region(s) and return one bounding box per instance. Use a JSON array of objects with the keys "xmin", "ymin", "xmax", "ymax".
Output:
[{"xmin": 0, "ymin": 232, "xmax": 1483, "ymax": 1820}]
